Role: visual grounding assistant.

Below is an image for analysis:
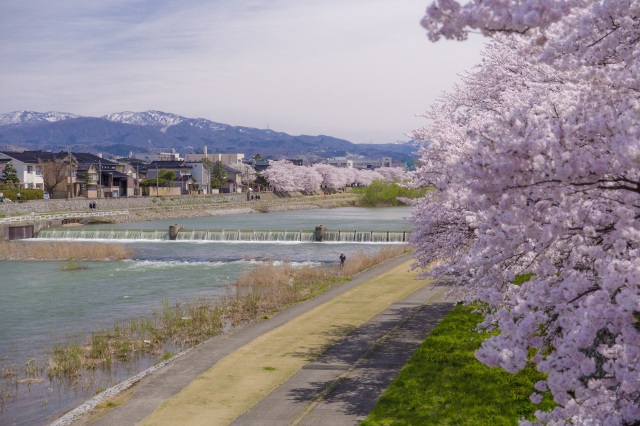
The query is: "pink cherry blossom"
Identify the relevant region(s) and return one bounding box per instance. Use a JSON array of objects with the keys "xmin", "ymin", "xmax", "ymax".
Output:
[
  {"xmin": 375, "ymin": 167, "xmax": 411, "ymax": 182},
  {"xmin": 413, "ymin": 1, "xmax": 640, "ymax": 423},
  {"xmin": 263, "ymin": 161, "xmax": 406, "ymax": 192}
]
